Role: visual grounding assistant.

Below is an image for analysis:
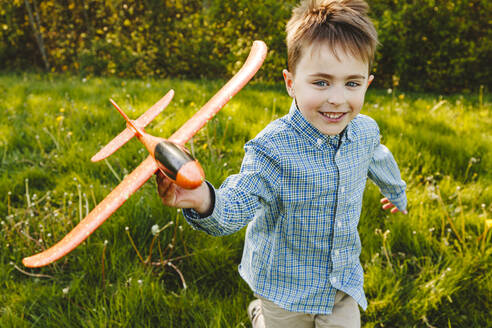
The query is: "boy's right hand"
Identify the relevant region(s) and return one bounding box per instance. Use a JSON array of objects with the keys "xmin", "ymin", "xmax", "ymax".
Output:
[{"xmin": 156, "ymin": 171, "xmax": 212, "ymax": 215}]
